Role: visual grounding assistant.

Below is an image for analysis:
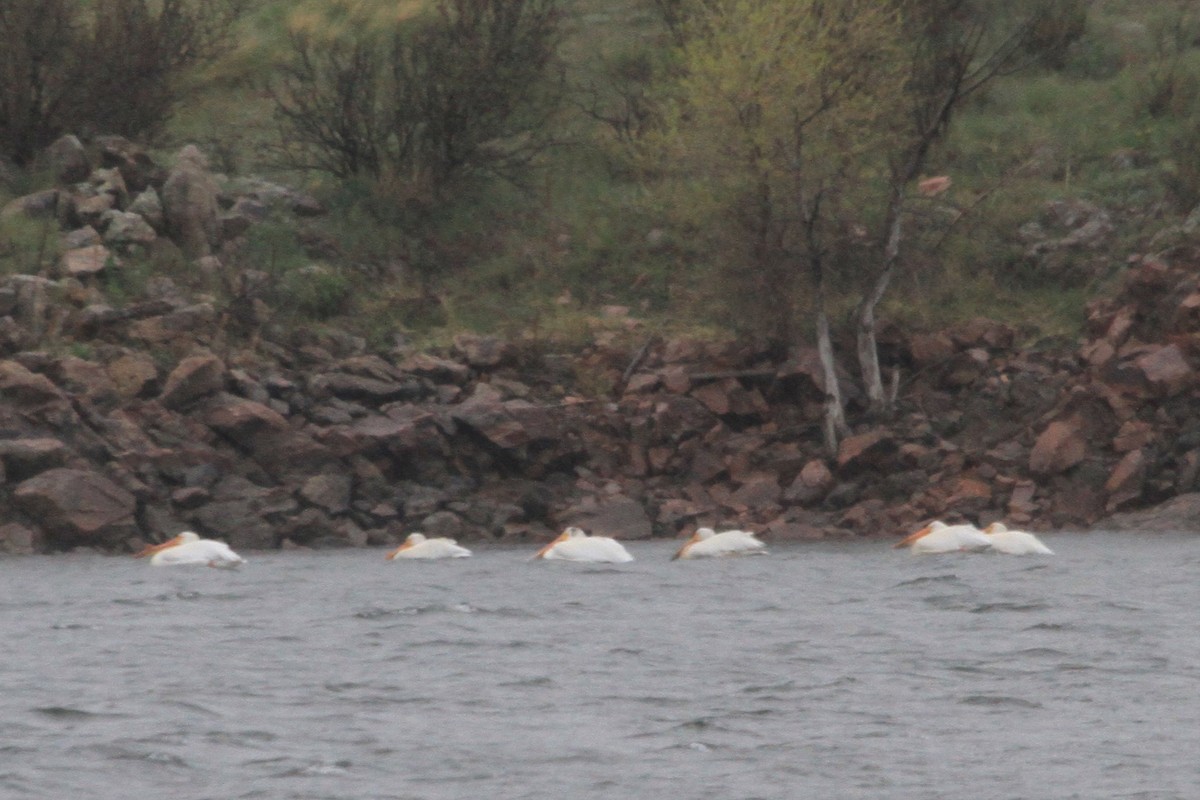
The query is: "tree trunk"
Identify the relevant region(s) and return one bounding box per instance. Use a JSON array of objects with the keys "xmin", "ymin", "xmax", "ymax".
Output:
[
  {"xmin": 815, "ymin": 290, "xmax": 847, "ymax": 457},
  {"xmin": 856, "ymin": 194, "xmax": 903, "ymax": 414}
]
